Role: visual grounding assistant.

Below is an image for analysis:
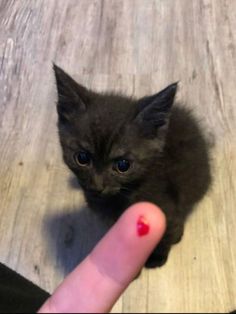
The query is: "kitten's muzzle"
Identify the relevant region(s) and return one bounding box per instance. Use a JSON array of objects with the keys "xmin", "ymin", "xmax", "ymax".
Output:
[{"xmin": 87, "ymin": 187, "xmax": 120, "ymax": 197}]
